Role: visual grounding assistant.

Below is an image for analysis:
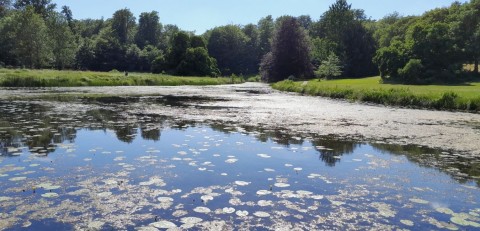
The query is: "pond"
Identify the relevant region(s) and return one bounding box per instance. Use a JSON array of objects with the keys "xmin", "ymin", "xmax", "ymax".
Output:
[{"xmin": 0, "ymin": 99, "xmax": 479, "ymax": 230}]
